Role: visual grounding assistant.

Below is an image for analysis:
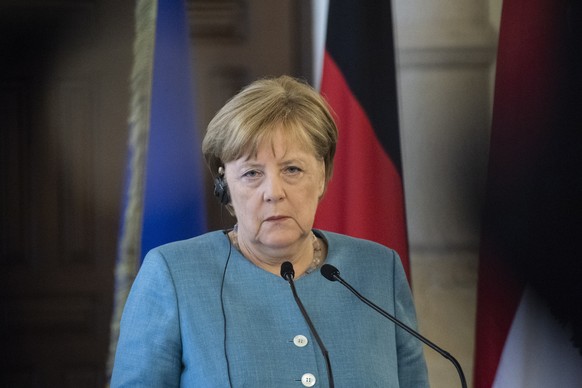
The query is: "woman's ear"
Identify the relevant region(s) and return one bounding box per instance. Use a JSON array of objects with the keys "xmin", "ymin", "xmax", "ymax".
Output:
[{"xmin": 318, "ymin": 161, "xmax": 326, "ymax": 199}]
